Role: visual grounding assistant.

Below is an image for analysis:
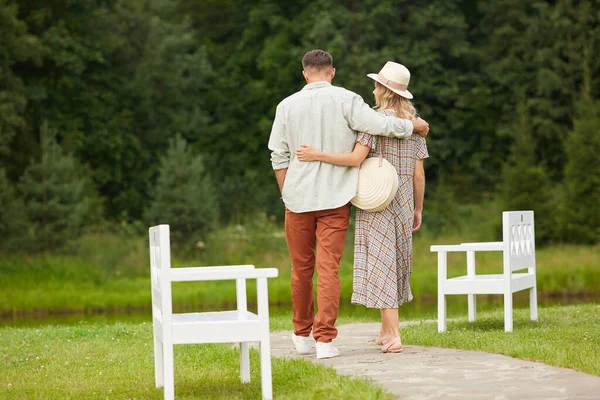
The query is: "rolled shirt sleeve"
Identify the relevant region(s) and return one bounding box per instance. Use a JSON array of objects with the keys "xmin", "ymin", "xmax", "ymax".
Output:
[
  {"xmin": 344, "ymin": 92, "xmax": 414, "ymax": 139},
  {"xmin": 268, "ymin": 104, "xmax": 290, "ymax": 170}
]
